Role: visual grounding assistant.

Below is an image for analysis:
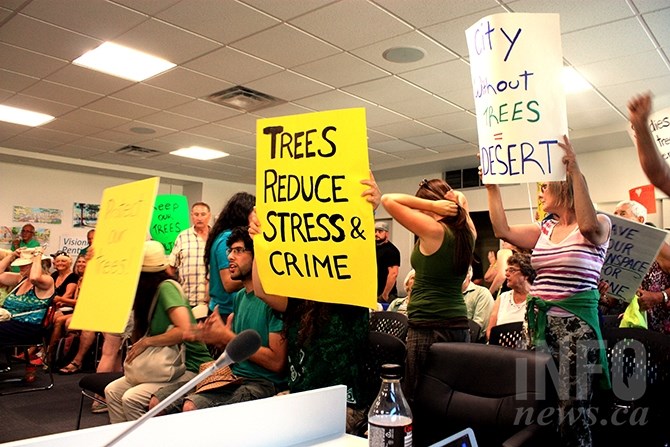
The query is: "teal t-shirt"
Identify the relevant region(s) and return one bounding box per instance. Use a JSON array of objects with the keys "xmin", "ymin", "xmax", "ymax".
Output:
[
  {"xmin": 149, "ymin": 281, "xmax": 212, "ymax": 373},
  {"xmin": 208, "ymin": 230, "xmax": 236, "ymax": 314},
  {"xmin": 231, "ymin": 288, "xmax": 286, "ymax": 386}
]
